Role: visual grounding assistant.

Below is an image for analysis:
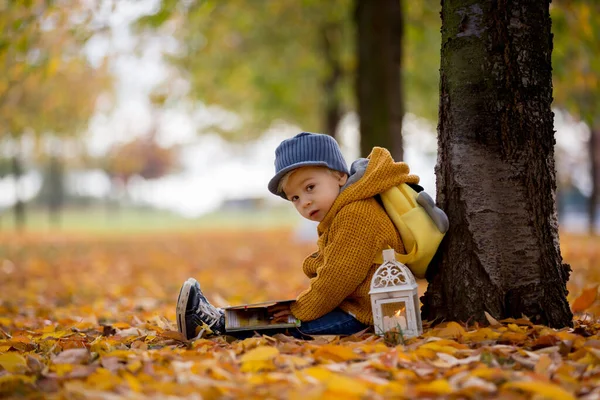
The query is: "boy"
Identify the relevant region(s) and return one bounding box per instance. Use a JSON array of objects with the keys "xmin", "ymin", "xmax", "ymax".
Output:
[{"xmin": 176, "ymin": 132, "xmax": 420, "ymax": 340}]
